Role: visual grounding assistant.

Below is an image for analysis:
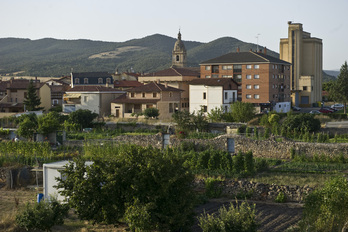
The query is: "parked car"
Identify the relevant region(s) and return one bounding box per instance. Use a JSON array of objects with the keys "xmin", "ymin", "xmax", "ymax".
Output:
[
  {"xmin": 292, "ymin": 106, "xmax": 301, "ymax": 111},
  {"xmin": 309, "ymin": 110, "xmax": 321, "ymax": 114},
  {"xmin": 319, "ymin": 108, "xmax": 334, "ymax": 113},
  {"xmin": 330, "ymin": 103, "xmax": 344, "ymax": 109}
]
